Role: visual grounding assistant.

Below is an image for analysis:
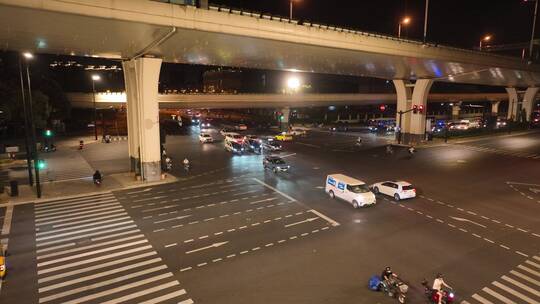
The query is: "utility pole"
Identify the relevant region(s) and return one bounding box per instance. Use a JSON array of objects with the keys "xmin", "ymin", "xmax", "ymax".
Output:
[
  {"xmin": 529, "ymin": 0, "xmax": 539, "ymax": 60},
  {"xmin": 24, "ymin": 56, "xmax": 41, "ymax": 198},
  {"xmin": 18, "ymin": 56, "xmax": 34, "ymax": 186},
  {"xmin": 423, "ymin": 0, "xmax": 429, "ymax": 43}
]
